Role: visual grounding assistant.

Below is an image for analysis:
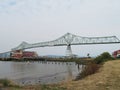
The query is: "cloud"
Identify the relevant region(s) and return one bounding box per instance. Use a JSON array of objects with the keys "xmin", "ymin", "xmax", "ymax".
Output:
[
  {"xmin": 0, "ymin": 0, "xmax": 75, "ymax": 15},
  {"xmin": 0, "ymin": 0, "xmax": 17, "ymax": 7},
  {"xmin": 9, "ymin": 1, "xmax": 16, "ymax": 6},
  {"xmin": 0, "ymin": 0, "xmax": 17, "ymax": 13}
]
